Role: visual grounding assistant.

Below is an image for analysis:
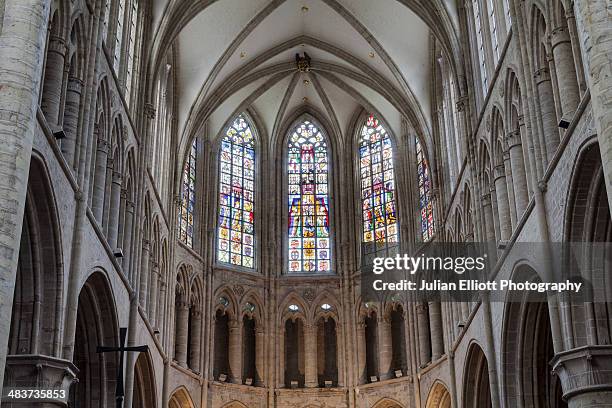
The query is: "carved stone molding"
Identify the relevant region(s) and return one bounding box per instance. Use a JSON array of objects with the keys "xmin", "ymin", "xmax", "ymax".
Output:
[{"xmin": 551, "ymin": 345, "xmax": 612, "ymax": 400}]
